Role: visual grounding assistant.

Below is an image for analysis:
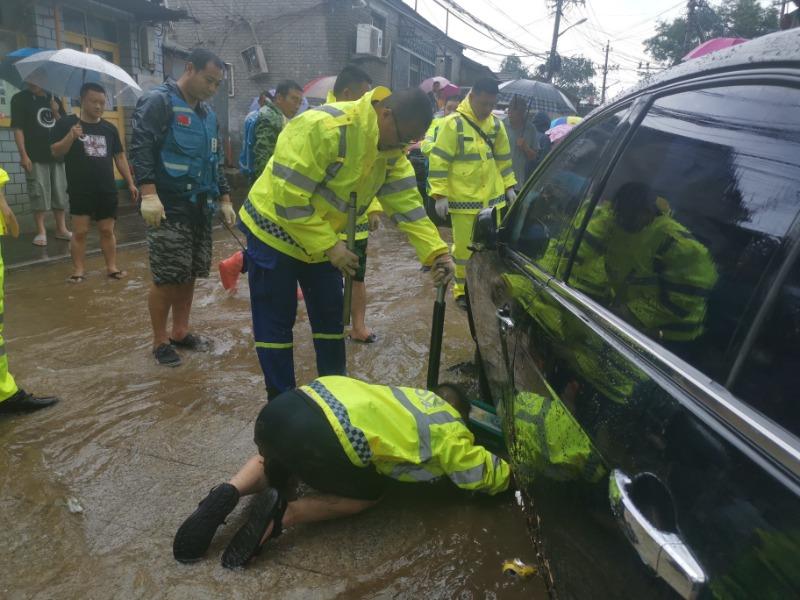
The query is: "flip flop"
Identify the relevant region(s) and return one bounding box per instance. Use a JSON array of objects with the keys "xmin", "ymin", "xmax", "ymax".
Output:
[
  {"xmin": 107, "ymin": 270, "xmax": 127, "ymax": 280},
  {"xmin": 348, "ymin": 333, "xmax": 378, "ymax": 344},
  {"xmin": 54, "ymin": 232, "xmax": 73, "ymax": 241},
  {"xmin": 68, "ymin": 275, "xmax": 85, "ymax": 284},
  {"xmin": 221, "ymin": 487, "xmax": 287, "ymax": 569},
  {"xmin": 32, "ymin": 234, "xmax": 47, "ymax": 247}
]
